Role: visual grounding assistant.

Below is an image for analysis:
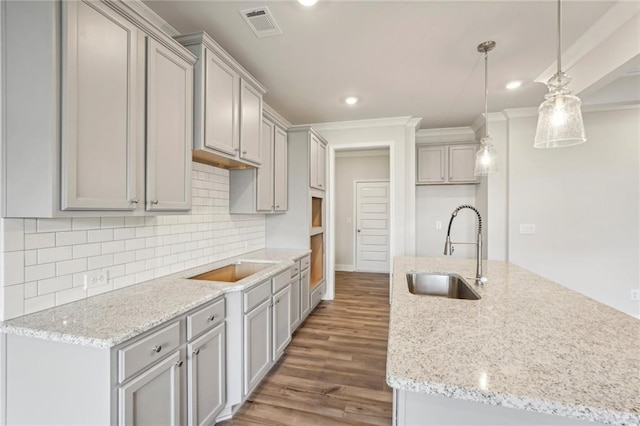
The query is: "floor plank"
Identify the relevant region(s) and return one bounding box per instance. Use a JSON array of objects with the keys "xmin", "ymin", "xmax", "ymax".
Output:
[{"xmin": 220, "ymin": 271, "xmax": 392, "ymax": 425}]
